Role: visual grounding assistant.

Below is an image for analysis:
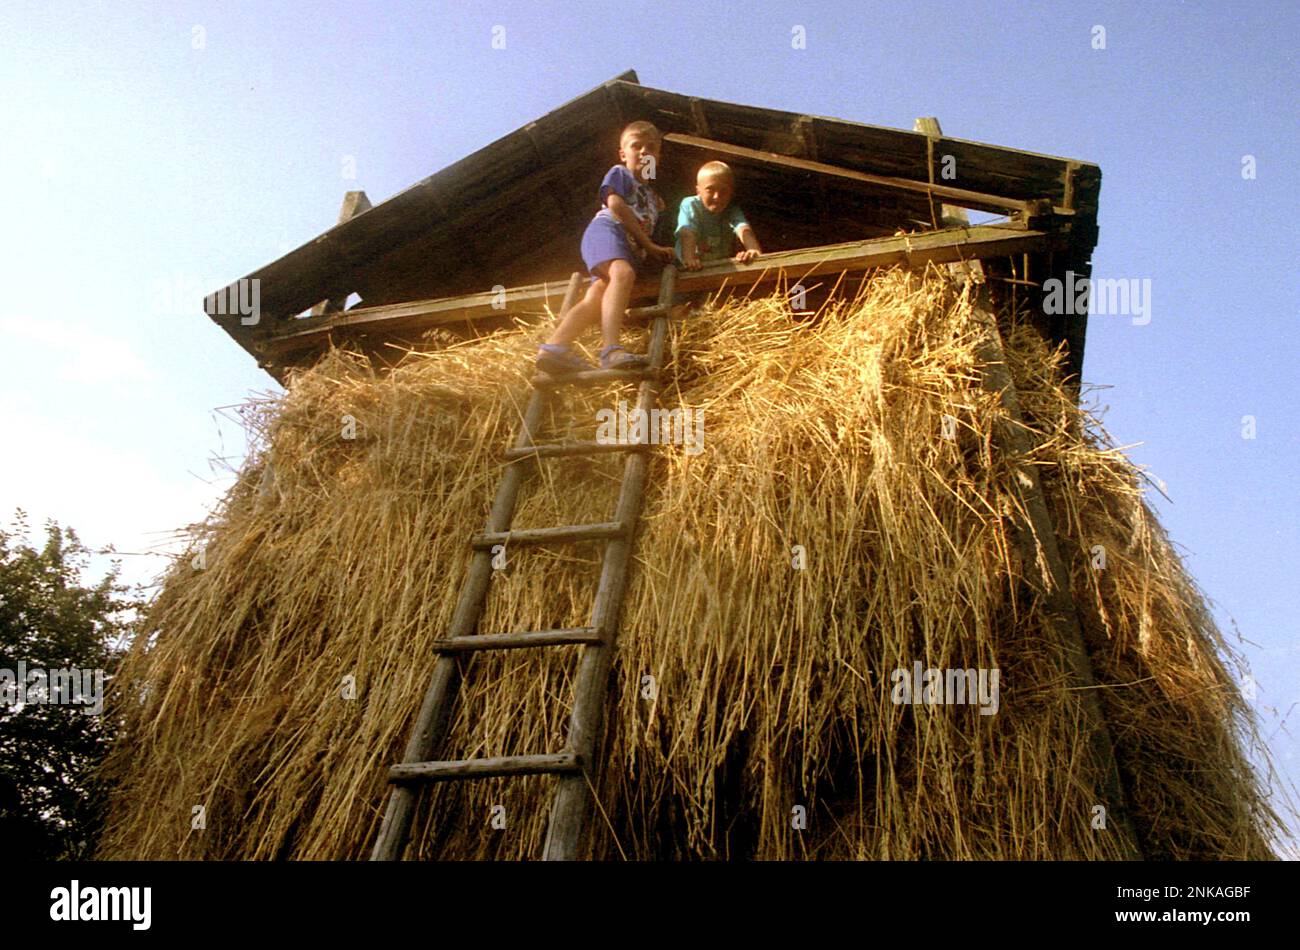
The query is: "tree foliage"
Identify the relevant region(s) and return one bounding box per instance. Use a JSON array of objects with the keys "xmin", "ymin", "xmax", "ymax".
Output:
[{"xmin": 0, "ymin": 510, "xmax": 138, "ymax": 859}]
